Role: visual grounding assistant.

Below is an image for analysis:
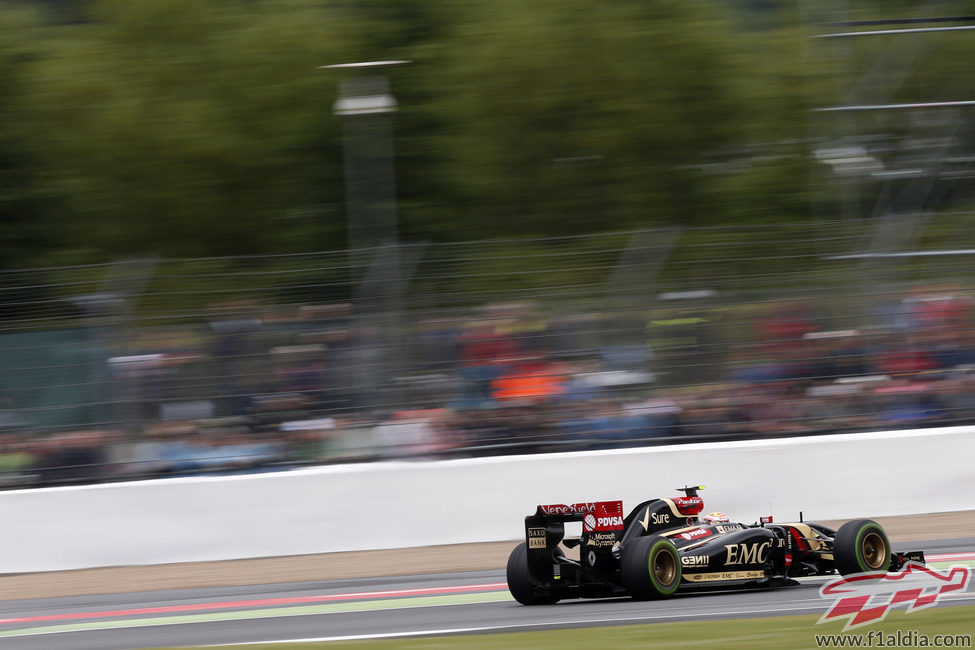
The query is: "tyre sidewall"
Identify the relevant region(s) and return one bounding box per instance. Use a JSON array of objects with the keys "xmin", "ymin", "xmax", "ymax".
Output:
[
  {"xmin": 835, "ymin": 519, "xmax": 891, "ymax": 575},
  {"xmin": 506, "ymin": 542, "xmax": 559, "ymax": 605},
  {"xmin": 622, "ymin": 535, "xmax": 681, "ymax": 599}
]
